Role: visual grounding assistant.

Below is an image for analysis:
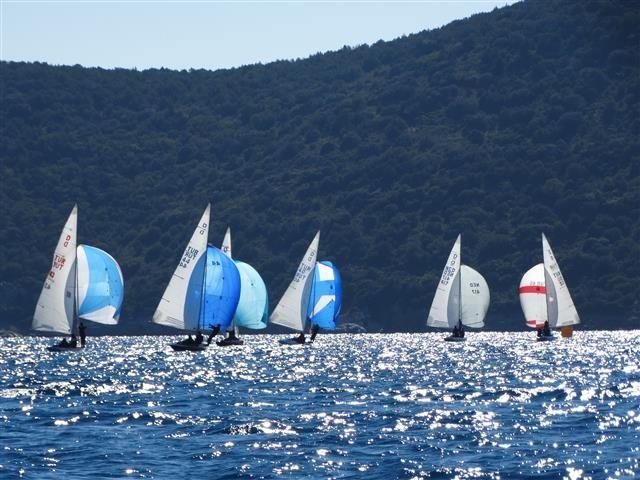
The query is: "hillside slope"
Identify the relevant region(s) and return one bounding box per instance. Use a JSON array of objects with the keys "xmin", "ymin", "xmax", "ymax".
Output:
[{"xmin": 1, "ymin": 0, "xmax": 638, "ymax": 332}]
